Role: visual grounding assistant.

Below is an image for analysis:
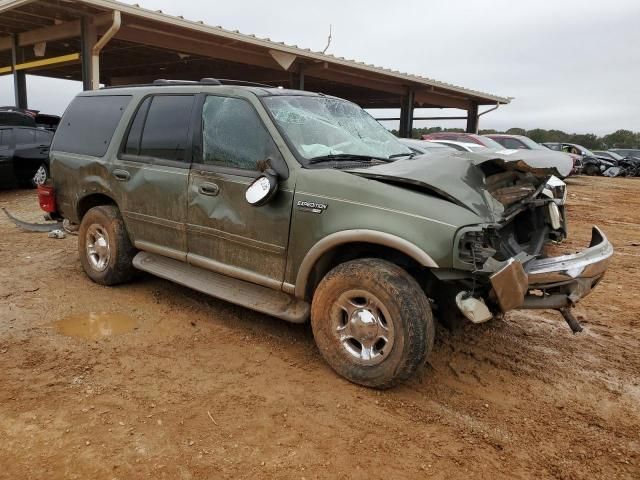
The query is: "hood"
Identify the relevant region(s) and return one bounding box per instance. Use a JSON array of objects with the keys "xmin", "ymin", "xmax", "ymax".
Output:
[
  {"xmin": 505, "ymin": 149, "xmax": 573, "ymax": 178},
  {"xmin": 349, "ymin": 151, "xmax": 561, "ymax": 221}
]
